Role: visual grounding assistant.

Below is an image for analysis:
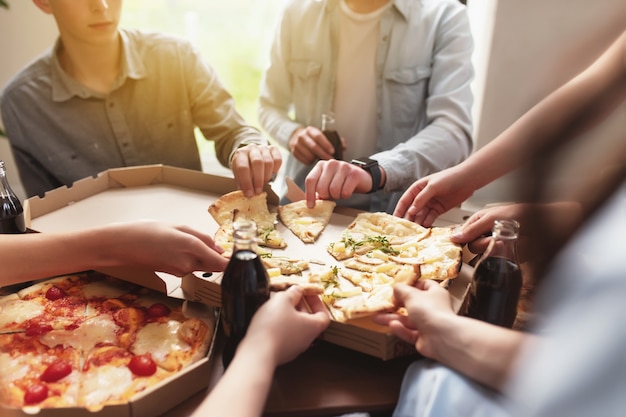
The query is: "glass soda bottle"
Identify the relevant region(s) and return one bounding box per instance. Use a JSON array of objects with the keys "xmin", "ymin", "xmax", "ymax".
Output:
[
  {"xmin": 0, "ymin": 159, "xmax": 26, "ymax": 234},
  {"xmin": 465, "ymin": 219, "xmax": 522, "ymax": 328},
  {"xmin": 322, "ymin": 112, "xmax": 343, "ymax": 160},
  {"xmin": 220, "ymin": 219, "xmax": 270, "ymax": 369}
]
